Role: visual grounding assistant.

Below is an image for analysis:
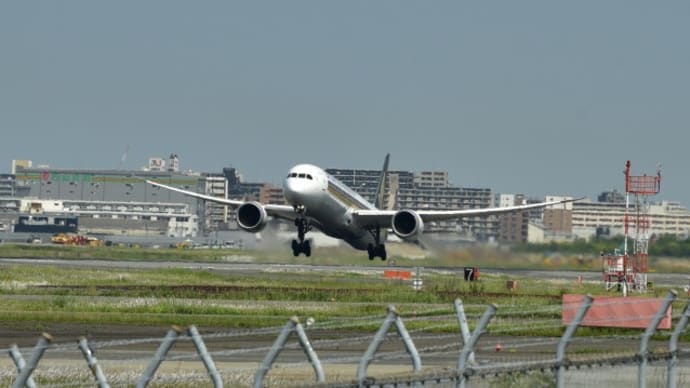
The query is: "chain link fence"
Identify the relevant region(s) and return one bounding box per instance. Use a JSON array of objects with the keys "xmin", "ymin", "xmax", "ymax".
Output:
[{"xmin": 3, "ymin": 292, "xmax": 690, "ymax": 387}]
